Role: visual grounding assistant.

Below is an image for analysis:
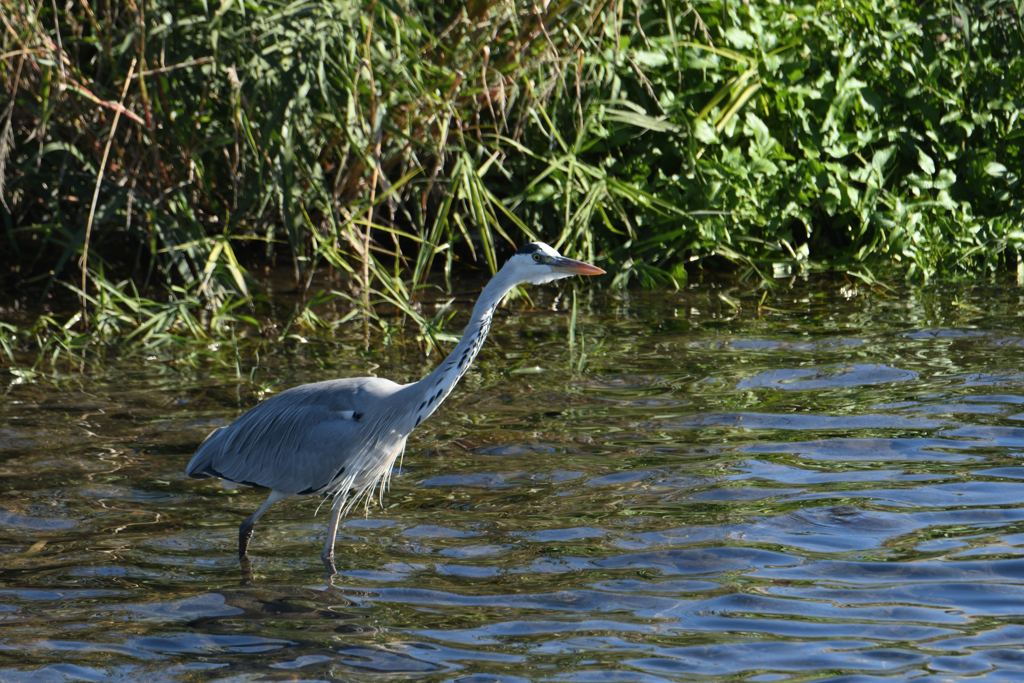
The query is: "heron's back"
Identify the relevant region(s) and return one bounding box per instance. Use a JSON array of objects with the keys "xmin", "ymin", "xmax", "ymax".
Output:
[{"xmin": 186, "ymin": 377, "xmax": 409, "ymax": 496}]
